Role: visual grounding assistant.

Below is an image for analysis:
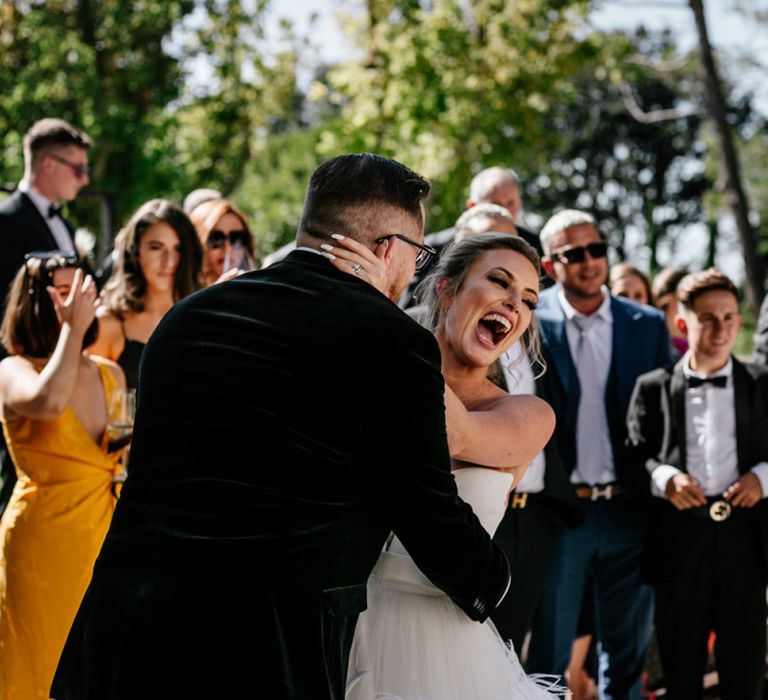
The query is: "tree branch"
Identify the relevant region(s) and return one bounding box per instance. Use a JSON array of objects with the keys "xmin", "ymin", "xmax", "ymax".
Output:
[{"xmin": 620, "ymin": 82, "xmax": 701, "ymax": 122}]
